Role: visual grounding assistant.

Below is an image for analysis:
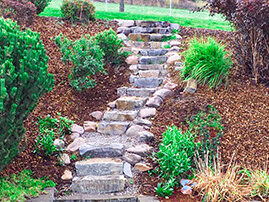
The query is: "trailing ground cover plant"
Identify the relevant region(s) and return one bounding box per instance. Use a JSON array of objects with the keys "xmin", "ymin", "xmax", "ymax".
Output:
[
  {"xmin": 0, "ymin": 170, "xmax": 55, "ymax": 201},
  {"xmin": 95, "ymin": 28, "xmax": 131, "ymax": 66},
  {"xmin": 0, "ymin": 18, "xmax": 54, "ymax": 172},
  {"xmin": 61, "ymin": 0, "xmax": 95, "ymax": 22},
  {"xmin": 182, "ymin": 36, "xmax": 232, "ymax": 89},
  {"xmin": 35, "ymin": 114, "xmax": 73, "ymax": 156},
  {"xmin": 205, "ymin": 0, "xmax": 269, "ymax": 84},
  {"xmin": 55, "ymin": 34, "xmax": 105, "ymax": 92}
]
